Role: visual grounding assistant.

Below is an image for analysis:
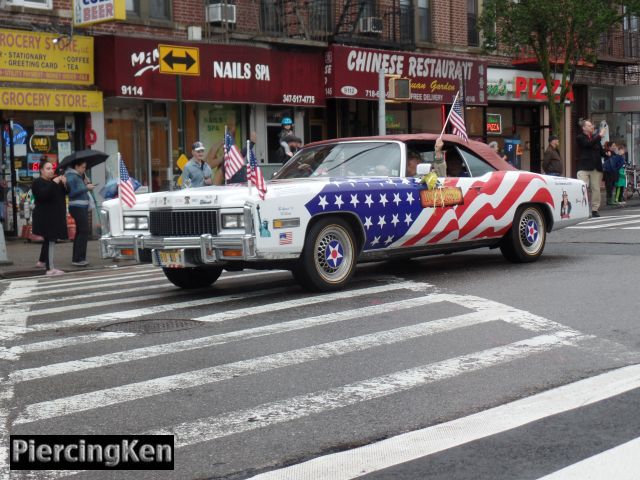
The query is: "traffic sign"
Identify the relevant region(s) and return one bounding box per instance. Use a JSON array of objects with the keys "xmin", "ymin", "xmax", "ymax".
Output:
[{"xmin": 158, "ymin": 45, "xmax": 200, "ymax": 76}]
